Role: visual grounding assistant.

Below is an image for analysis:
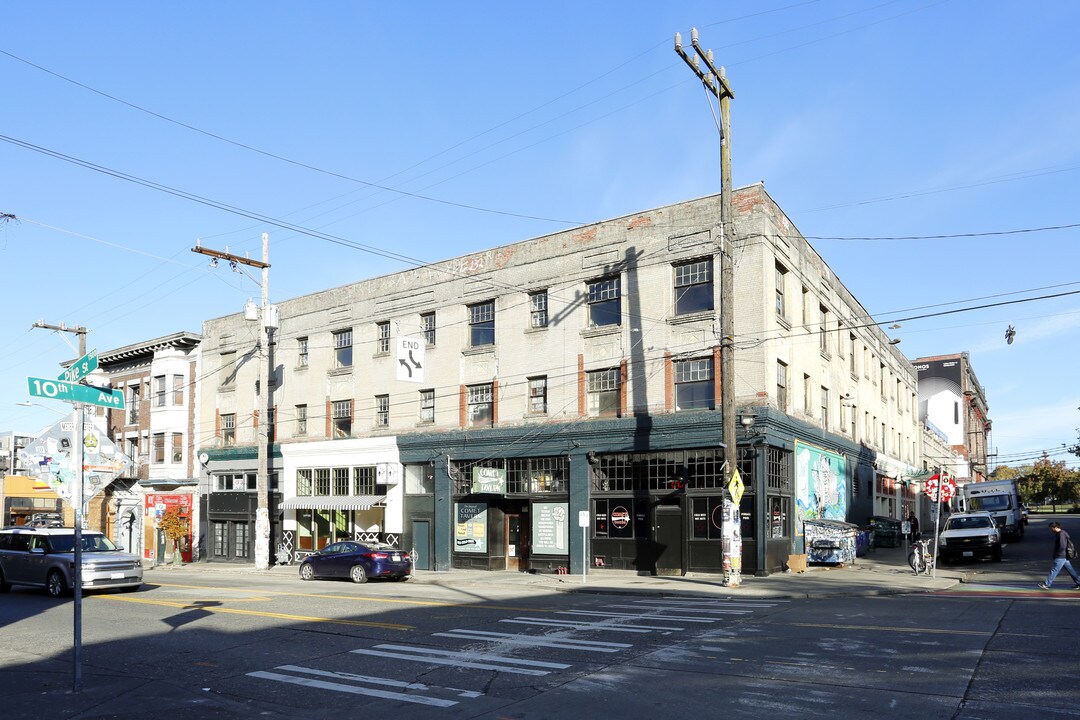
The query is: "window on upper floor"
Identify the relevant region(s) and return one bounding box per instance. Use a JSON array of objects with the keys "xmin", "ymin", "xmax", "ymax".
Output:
[
  {"xmin": 776, "ymin": 361, "xmax": 788, "ymax": 412},
  {"xmin": 467, "ymin": 383, "xmax": 494, "ymax": 428},
  {"xmin": 528, "ymin": 376, "xmax": 548, "ymax": 415},
  {"xmin": 849, "ymin": 334, "xmax": 857, "ymax": 376},
  {"xmin": 420, "ymin": 312, "xmax": 436, "ymax": 345},
  {"xmin": 332, "ymin": 399, "xmax": 352, "ymax": 438},
  {"xmin": 587, "ymin": 368, "xmax": 620, "ymax": 418},
  {"xmin": 819, "ymin": 305, "xmax": 830, "ymax": 355},
  {"xmin": 775, "ymin": 263, "xmax": 788, "ymax": 319},
  {"xmin": 587, "ymin": 276, "xmax": 621, "ymax": 327},
  {"xmin": 419, "ymin": 389, "xmax": 435, "ymax": 423},
  {"xmin": 468, "ymin": 301, "xmax": 495, "ymax": 347},
  {"xmin": 376, "ymin": 321, "xmax": 390, "ymax": 354},
  {"xmin": 152, "ymin": 433, "xmax": 165, "ymax": 463},
  {"xmin": 171, "ymin": 433, "xmax": 183, "ymax": 463},
  {"xmin": 674, "ymin": 358, "xmax": 714, "ymax": 411},
  {"xmin": 295, "ymin": 404, "xmax": 307, "ymax": 436},
  {"xmin": 221, "ymin": 413, "xmax": 236, "ymax": 447},
  {"xmin": 127, "ymin": 385, "xmax": 140, "ymax": 424},
  {"xmin": 821, "ymin": 387, "xmax": 830, "ymax": 432},
  {"xmin": 297, "ymin": 336, "xmax": 309, "ymax": 368},
  {"xmin": 154, "ymin": 376, "xmax": 167, "ymax": 407},
  {"xmin": 674, "ymin": 258, "xmax": 713, "ymax": 315},
  {"xmin": 529, "ymin": 291, "xmax": 548, "ymax": 329},
  {"xmin": 172, "ymin": 374, "xmax": 185, "ymax": 405},
  {"xmin": 375, "ymin": 394, "xmax": 389, "ymax": 427},
  {"xmin": 354, "ymin": 466, "xmax": 377, "ymax": 495},
  {"xmin": 803, "ymin": 374, "xmax": 813, "ymax": 414},
  {"xmin": 333, "ymin": 329, "xmax": 353, "ymax": 368}
]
